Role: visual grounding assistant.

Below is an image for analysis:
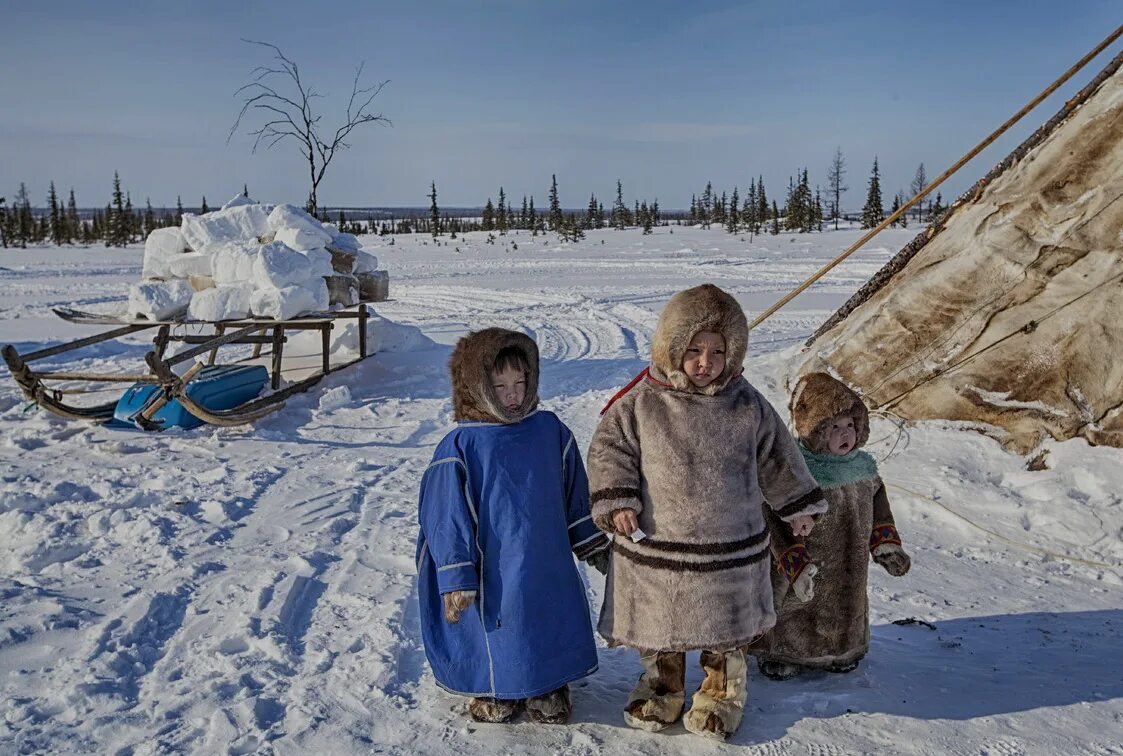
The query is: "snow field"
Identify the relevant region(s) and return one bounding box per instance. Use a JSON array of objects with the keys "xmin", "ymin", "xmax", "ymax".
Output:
[{"xmin": 1, "ymin": 225, "xmax": 1121, "ymax": 755}]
